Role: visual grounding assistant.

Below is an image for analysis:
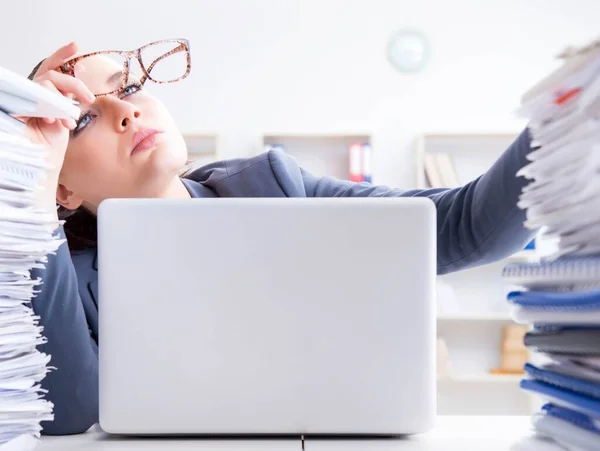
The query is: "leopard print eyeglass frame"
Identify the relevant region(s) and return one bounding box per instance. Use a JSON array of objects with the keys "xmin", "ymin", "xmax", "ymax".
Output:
[{"xmin": 59, "ymin": 38, "xmax": 191, "ymax": 96}]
